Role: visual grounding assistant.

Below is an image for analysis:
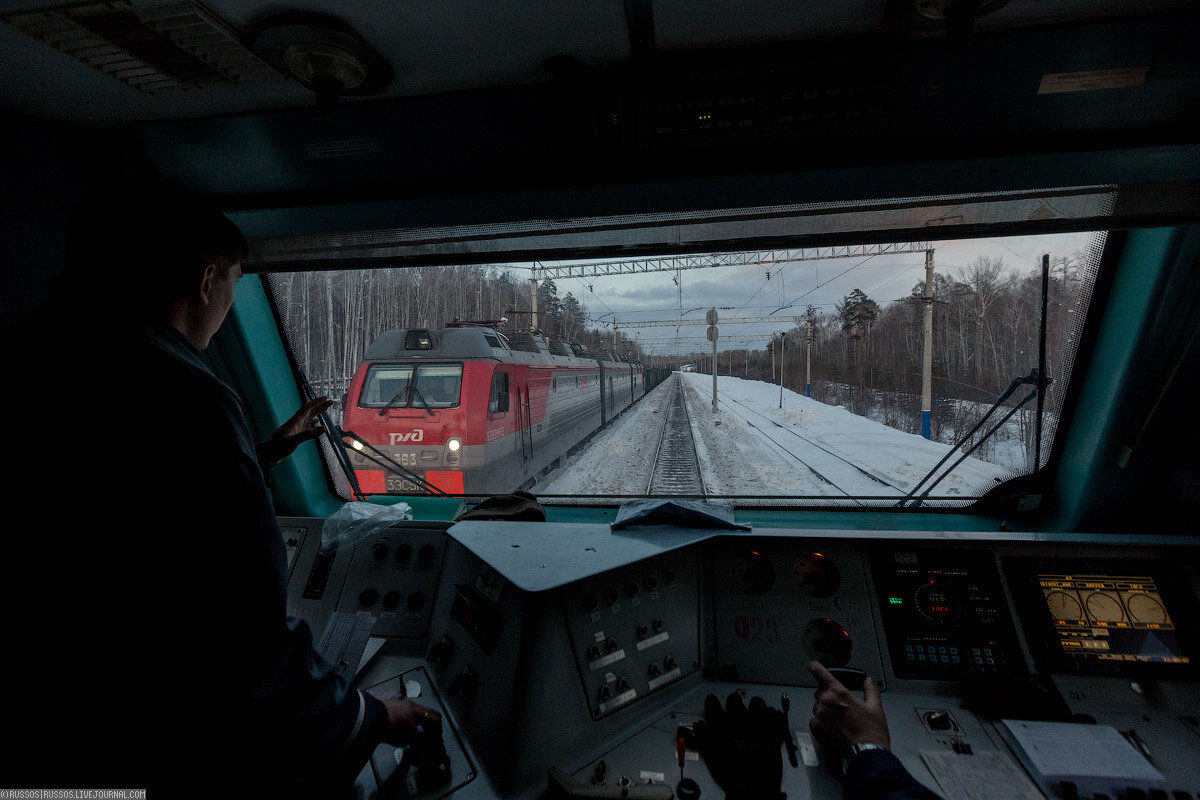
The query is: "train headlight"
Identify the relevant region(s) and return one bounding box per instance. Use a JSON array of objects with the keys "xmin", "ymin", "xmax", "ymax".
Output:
[{"xmin": 447, "ymin": 437, "xmax": 462, "ymax": 452}]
